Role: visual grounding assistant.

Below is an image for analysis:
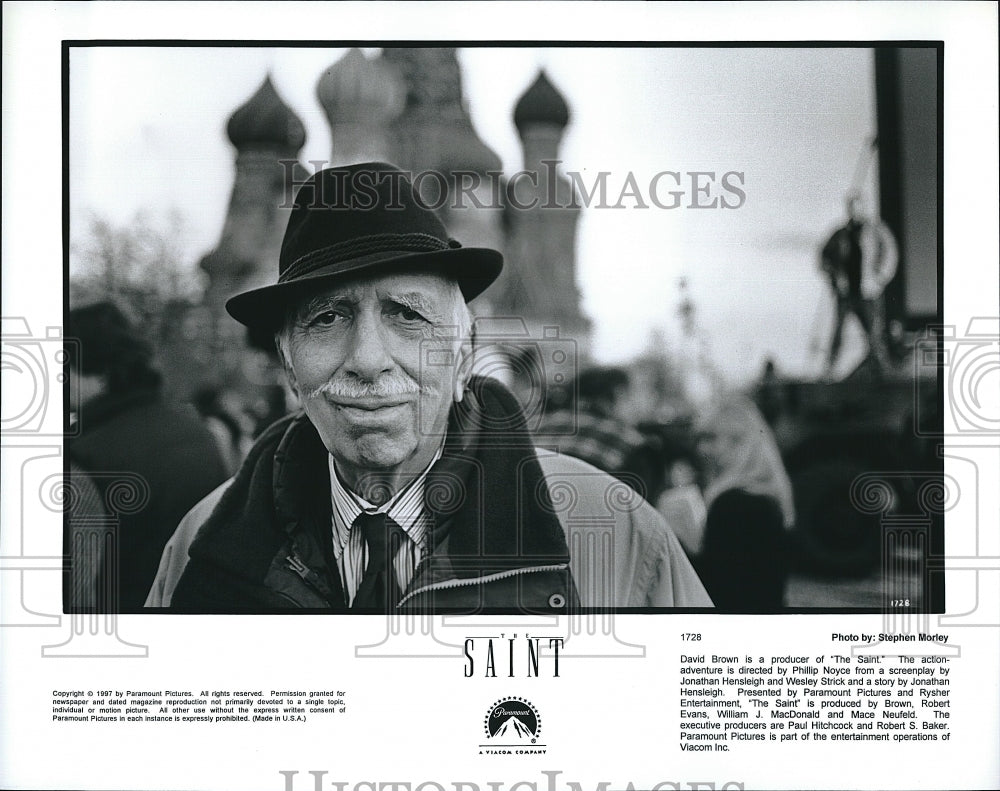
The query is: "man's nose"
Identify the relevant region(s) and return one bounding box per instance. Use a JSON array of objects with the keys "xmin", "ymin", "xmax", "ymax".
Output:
[{"xmin": 342, "ymin": 311, "xmax": 395, "ymax": 380}]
